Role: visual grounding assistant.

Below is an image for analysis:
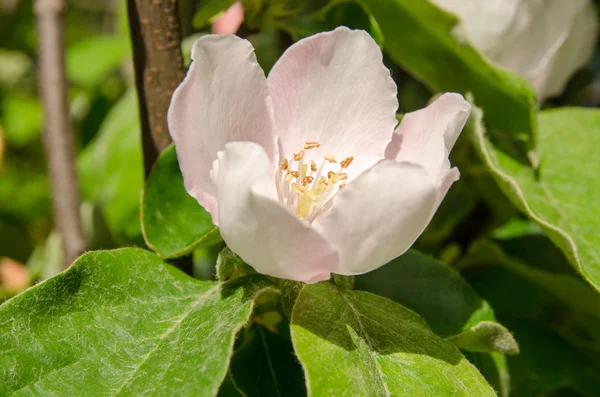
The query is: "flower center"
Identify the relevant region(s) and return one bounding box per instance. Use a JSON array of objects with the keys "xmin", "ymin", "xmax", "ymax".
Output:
[{"xmin": 275, "ymin": 141, "xmax": 353, "ymax": 223}]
